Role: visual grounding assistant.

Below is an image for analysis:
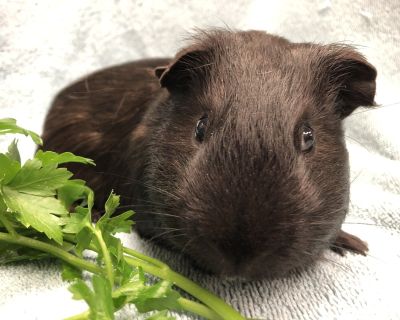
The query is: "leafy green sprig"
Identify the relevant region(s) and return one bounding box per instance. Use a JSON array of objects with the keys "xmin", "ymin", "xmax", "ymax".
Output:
[{"xmin": 0, "ymin": 118, "xmax": 246, "ymax": 320}]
